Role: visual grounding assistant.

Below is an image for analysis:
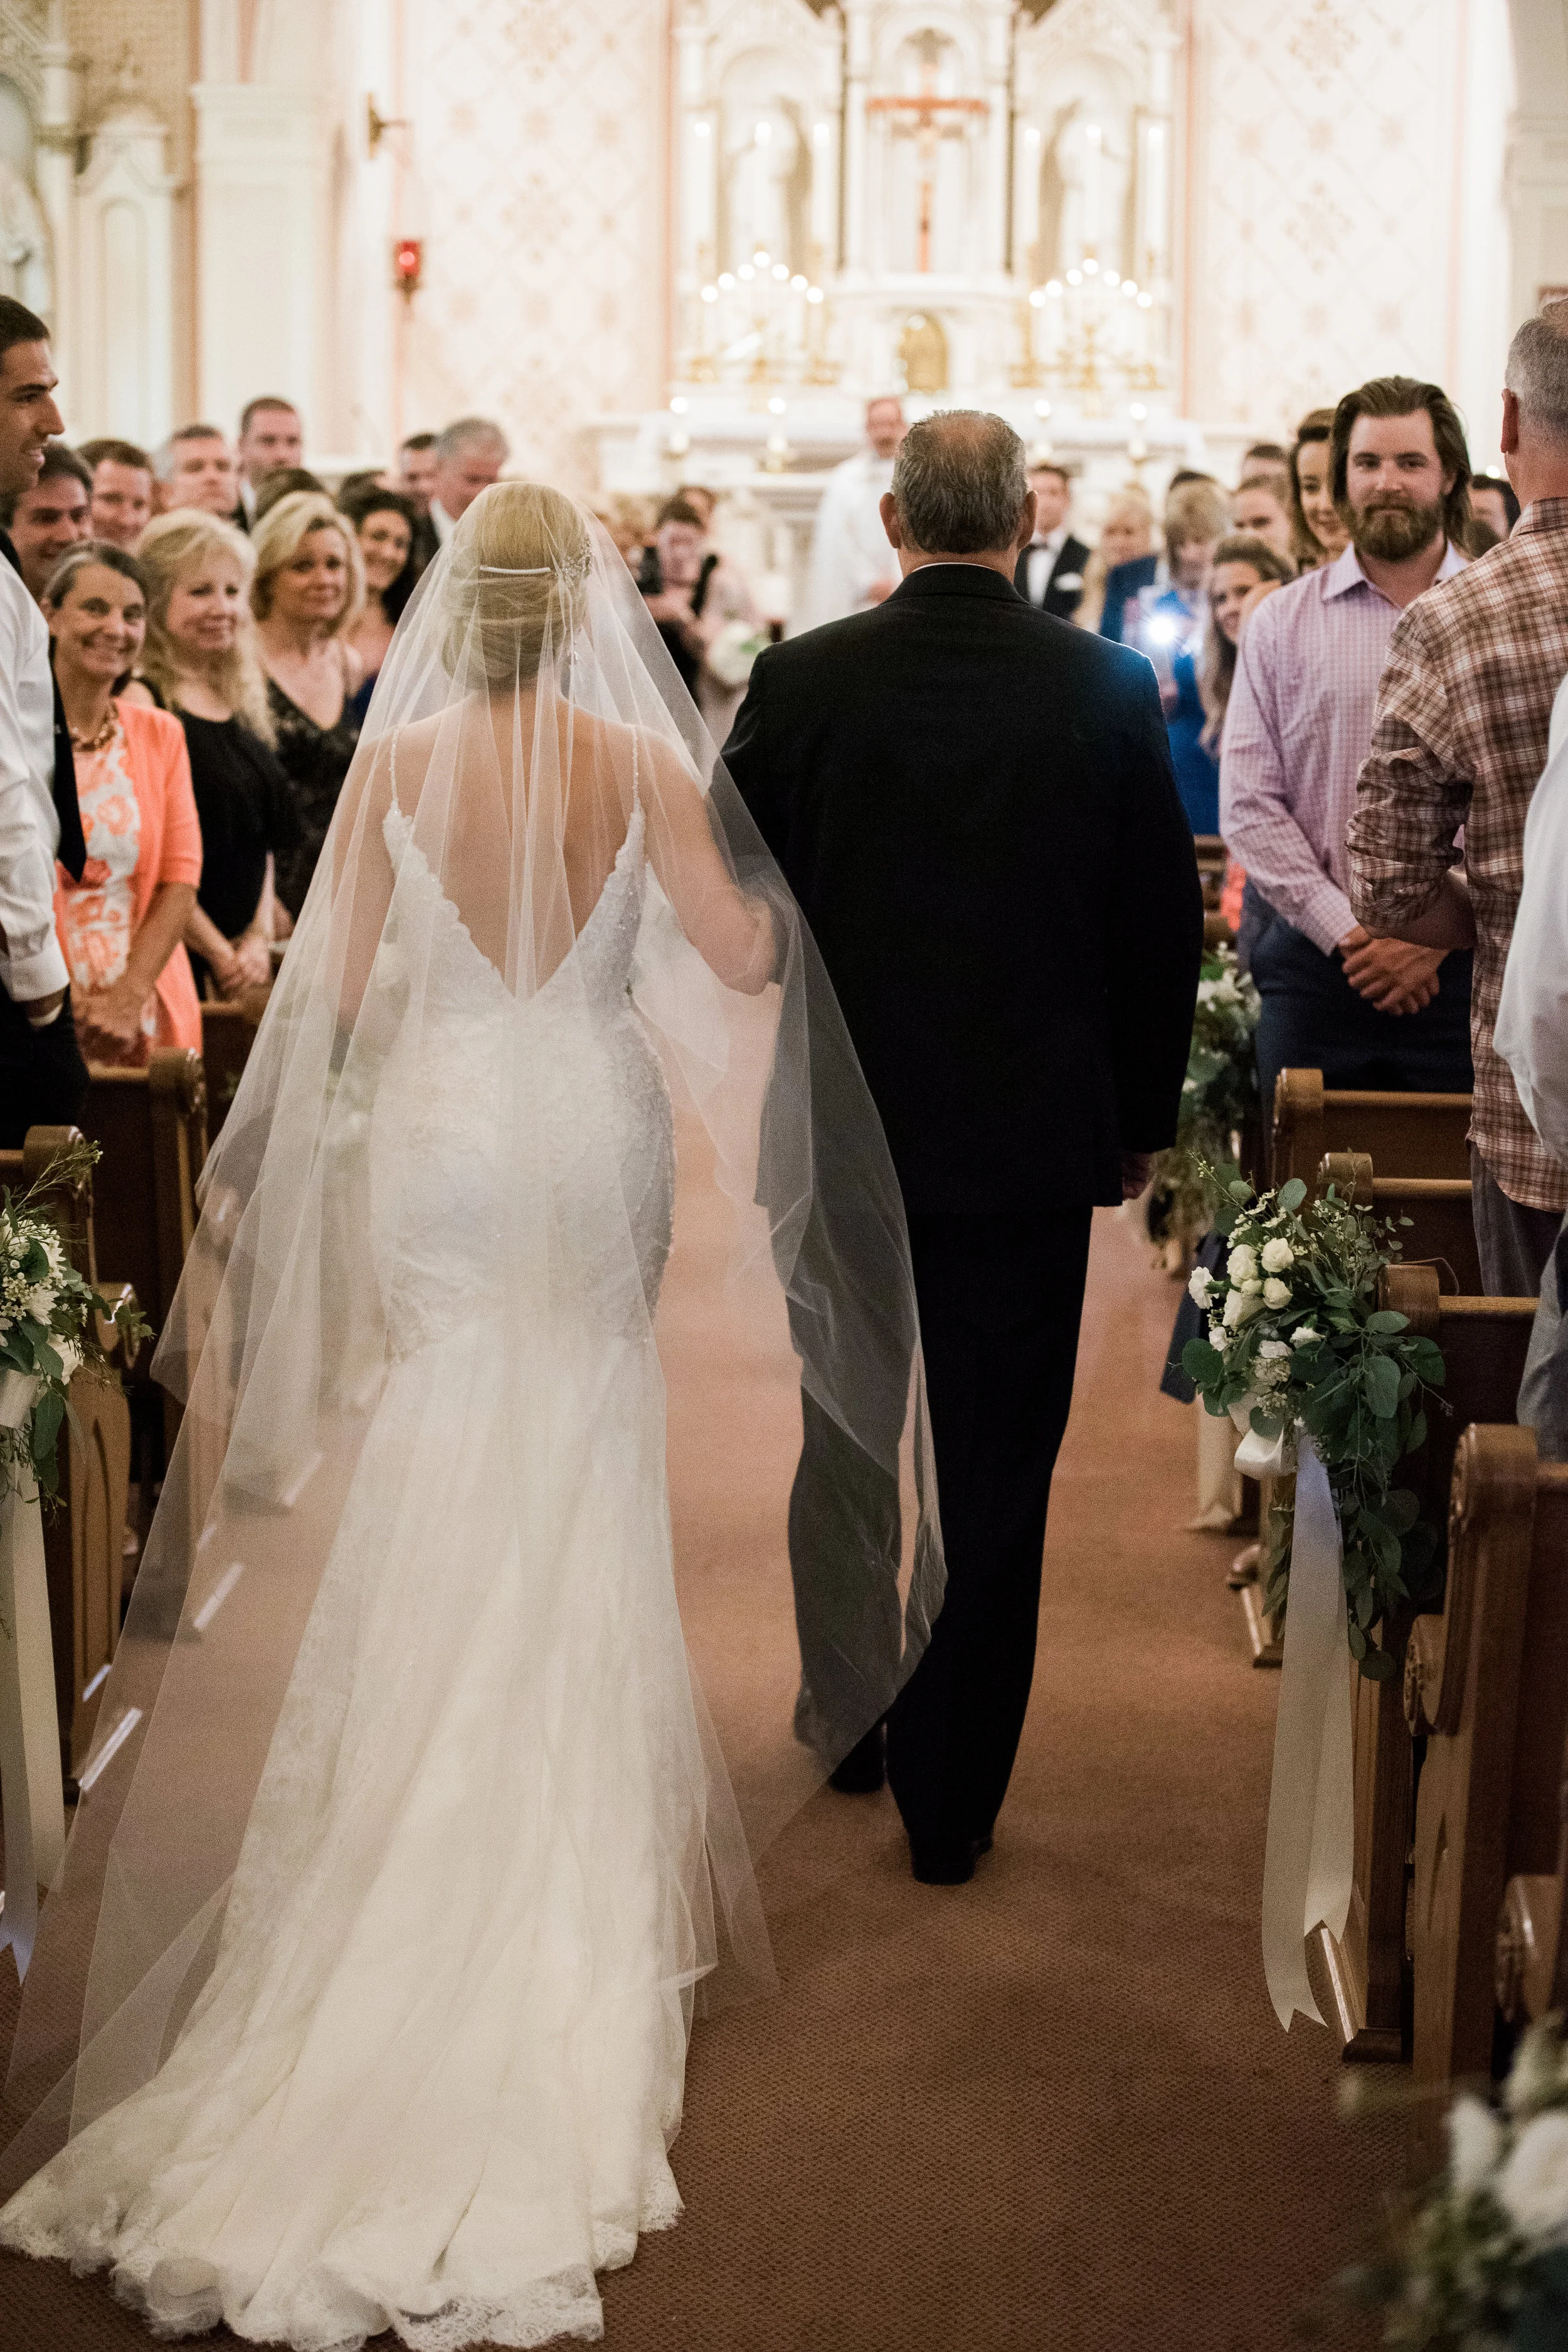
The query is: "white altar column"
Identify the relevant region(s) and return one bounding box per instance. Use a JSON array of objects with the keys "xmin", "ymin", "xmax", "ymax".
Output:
[
  {"xmin": 674, "ymin": 13, "xmax": 713, "ymax": 373},
  {"xmin": 35, "ymin": 3, "xmax": 79, "ymax": 389},
  {"xmin": 74, "ymin": 110, "xmax": 178, "ymax": 444},
  {"xmin": 1013, "ymin": 116, "xmax": 1042, "ymax": 285},
  {"xmin": 190, "ymin": 82, "xmax": 331, "ymax": 440},
  {"xmin": 980, "ymin": 0, "xmax": 1011, "ymax": 278},
  {"xmin": 842, "ymin": 0, "xmax": 872, "ymax": 276}
]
